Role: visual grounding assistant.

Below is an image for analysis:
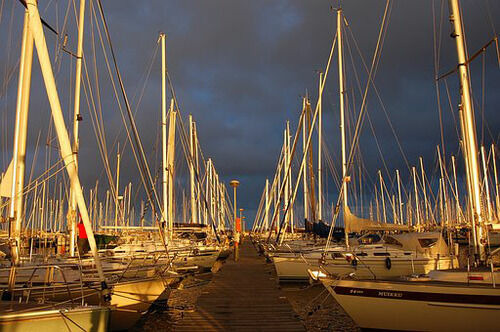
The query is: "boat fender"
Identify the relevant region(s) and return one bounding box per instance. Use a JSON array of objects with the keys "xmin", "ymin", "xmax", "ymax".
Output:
[
  {"xmin": 351, "ymin": 258, "xmax": 357, "ymax": 267},
  {"xmin": 385, "ymin": 257, "xmax": 391, "ymax": 270}
]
